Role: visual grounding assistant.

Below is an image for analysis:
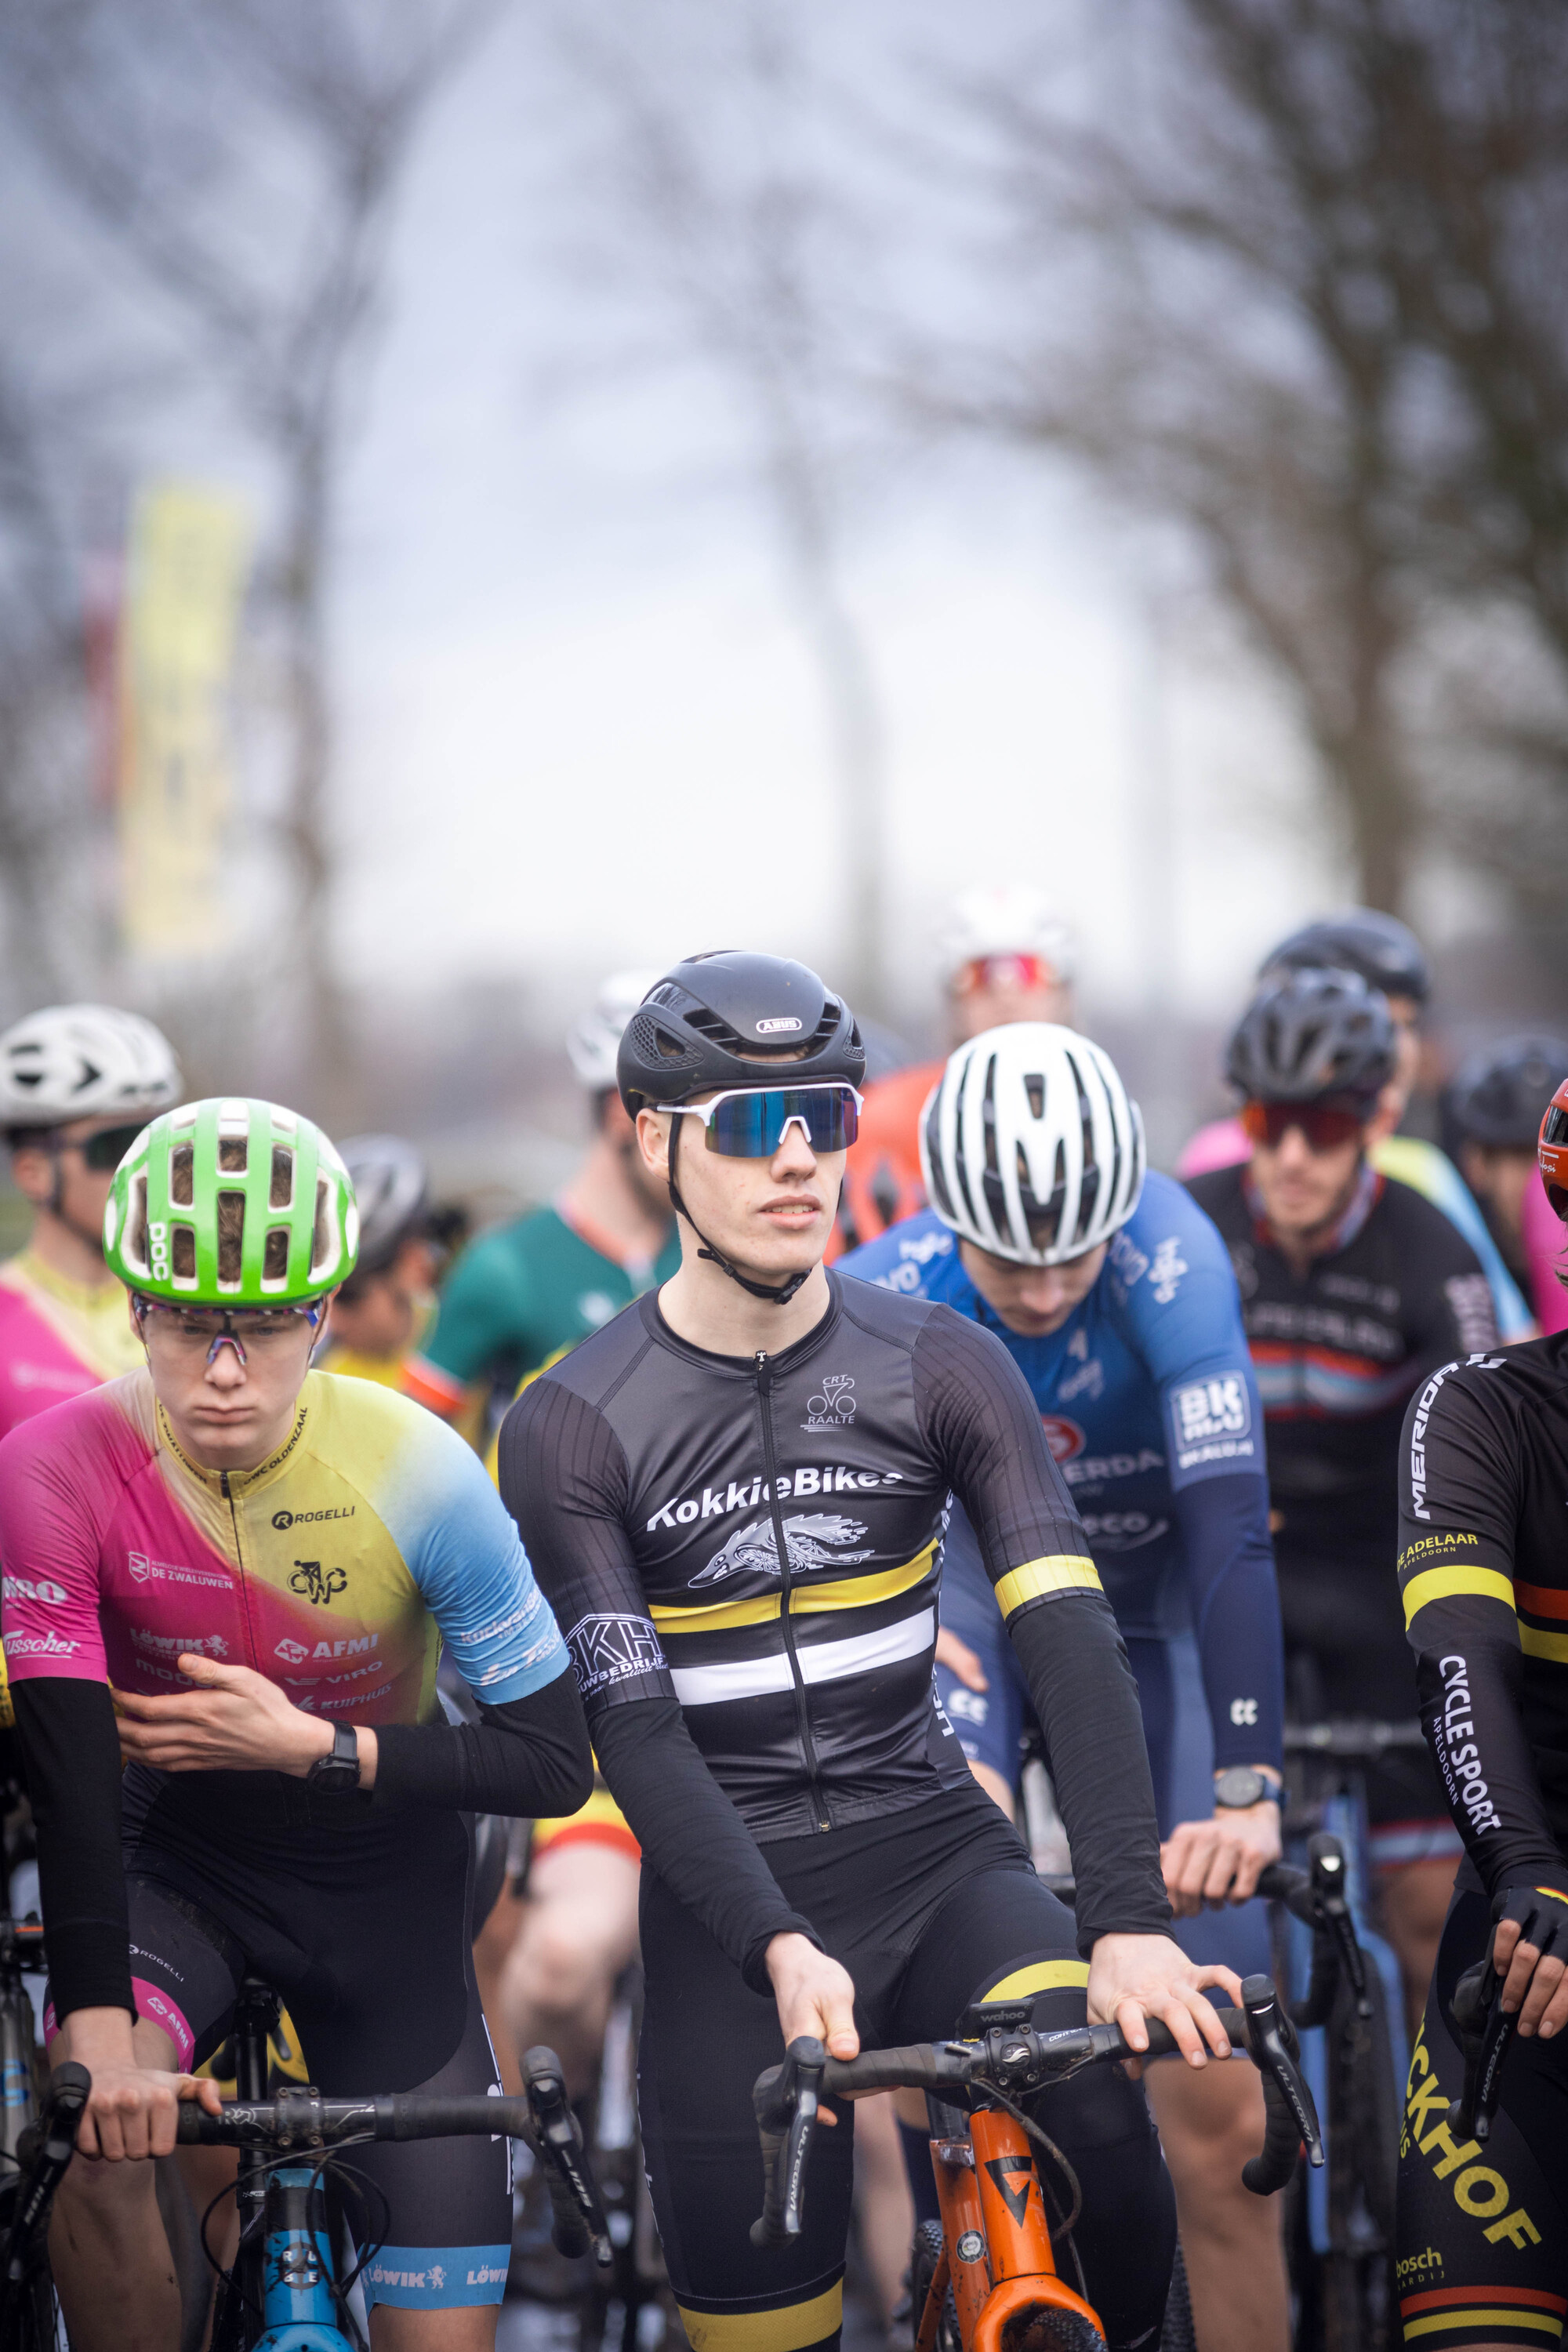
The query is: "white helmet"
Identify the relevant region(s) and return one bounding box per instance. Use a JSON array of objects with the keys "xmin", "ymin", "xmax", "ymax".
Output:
[
  {"xmin": 568, "ymin": 970, "xmax": 662, "ymax": 1091},
  {"xmin": 0, "ymin": 1004, "xmax": 182, "ymax": 1129},
  {"xmin": 938, "ymin": 885, "xmax": 1075, "ymax": 990},
  {"xmin": 920, "ymin": 1022, "xmax": 1145, "ymax": 1265}
]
